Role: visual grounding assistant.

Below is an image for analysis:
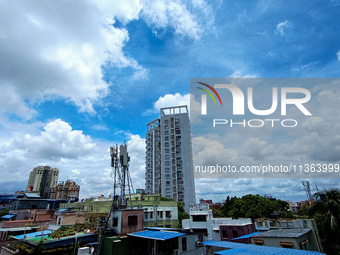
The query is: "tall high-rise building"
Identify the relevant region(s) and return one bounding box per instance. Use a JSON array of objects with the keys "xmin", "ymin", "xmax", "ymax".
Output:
[
  {"xmin": 145, "ymin": 106, "xmax": 195, "ymax": 212},
  {"xmin": 26, "ymin": 166, "xmax": 59, "ymax": 199}
]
